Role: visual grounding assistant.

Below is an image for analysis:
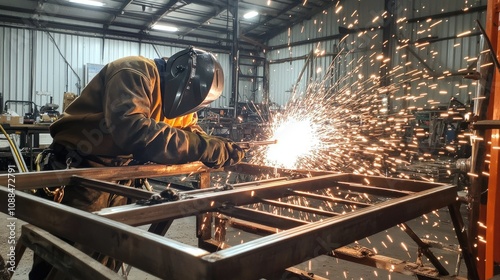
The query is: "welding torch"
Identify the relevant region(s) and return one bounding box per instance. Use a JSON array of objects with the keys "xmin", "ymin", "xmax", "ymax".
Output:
[{"xmin": 236, "ymin": 139, "xmax": 277, "ymax": 150}]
